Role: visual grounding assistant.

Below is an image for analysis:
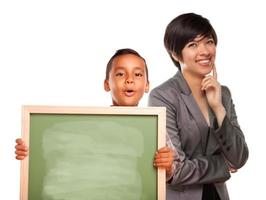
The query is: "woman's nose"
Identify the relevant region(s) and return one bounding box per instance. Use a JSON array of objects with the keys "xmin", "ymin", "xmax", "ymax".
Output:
[{"xmin": 198, "ymin": 44, "xmax": 209, "ymax": 55}]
